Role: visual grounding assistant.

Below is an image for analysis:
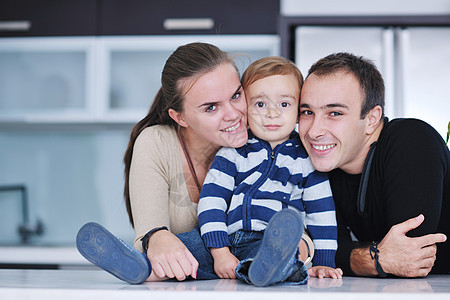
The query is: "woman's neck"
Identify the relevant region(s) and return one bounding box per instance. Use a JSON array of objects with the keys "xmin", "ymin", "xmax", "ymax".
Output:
[{"xmin": 179, "ymin": 127, "xmax": 220, "ymax": 168}]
